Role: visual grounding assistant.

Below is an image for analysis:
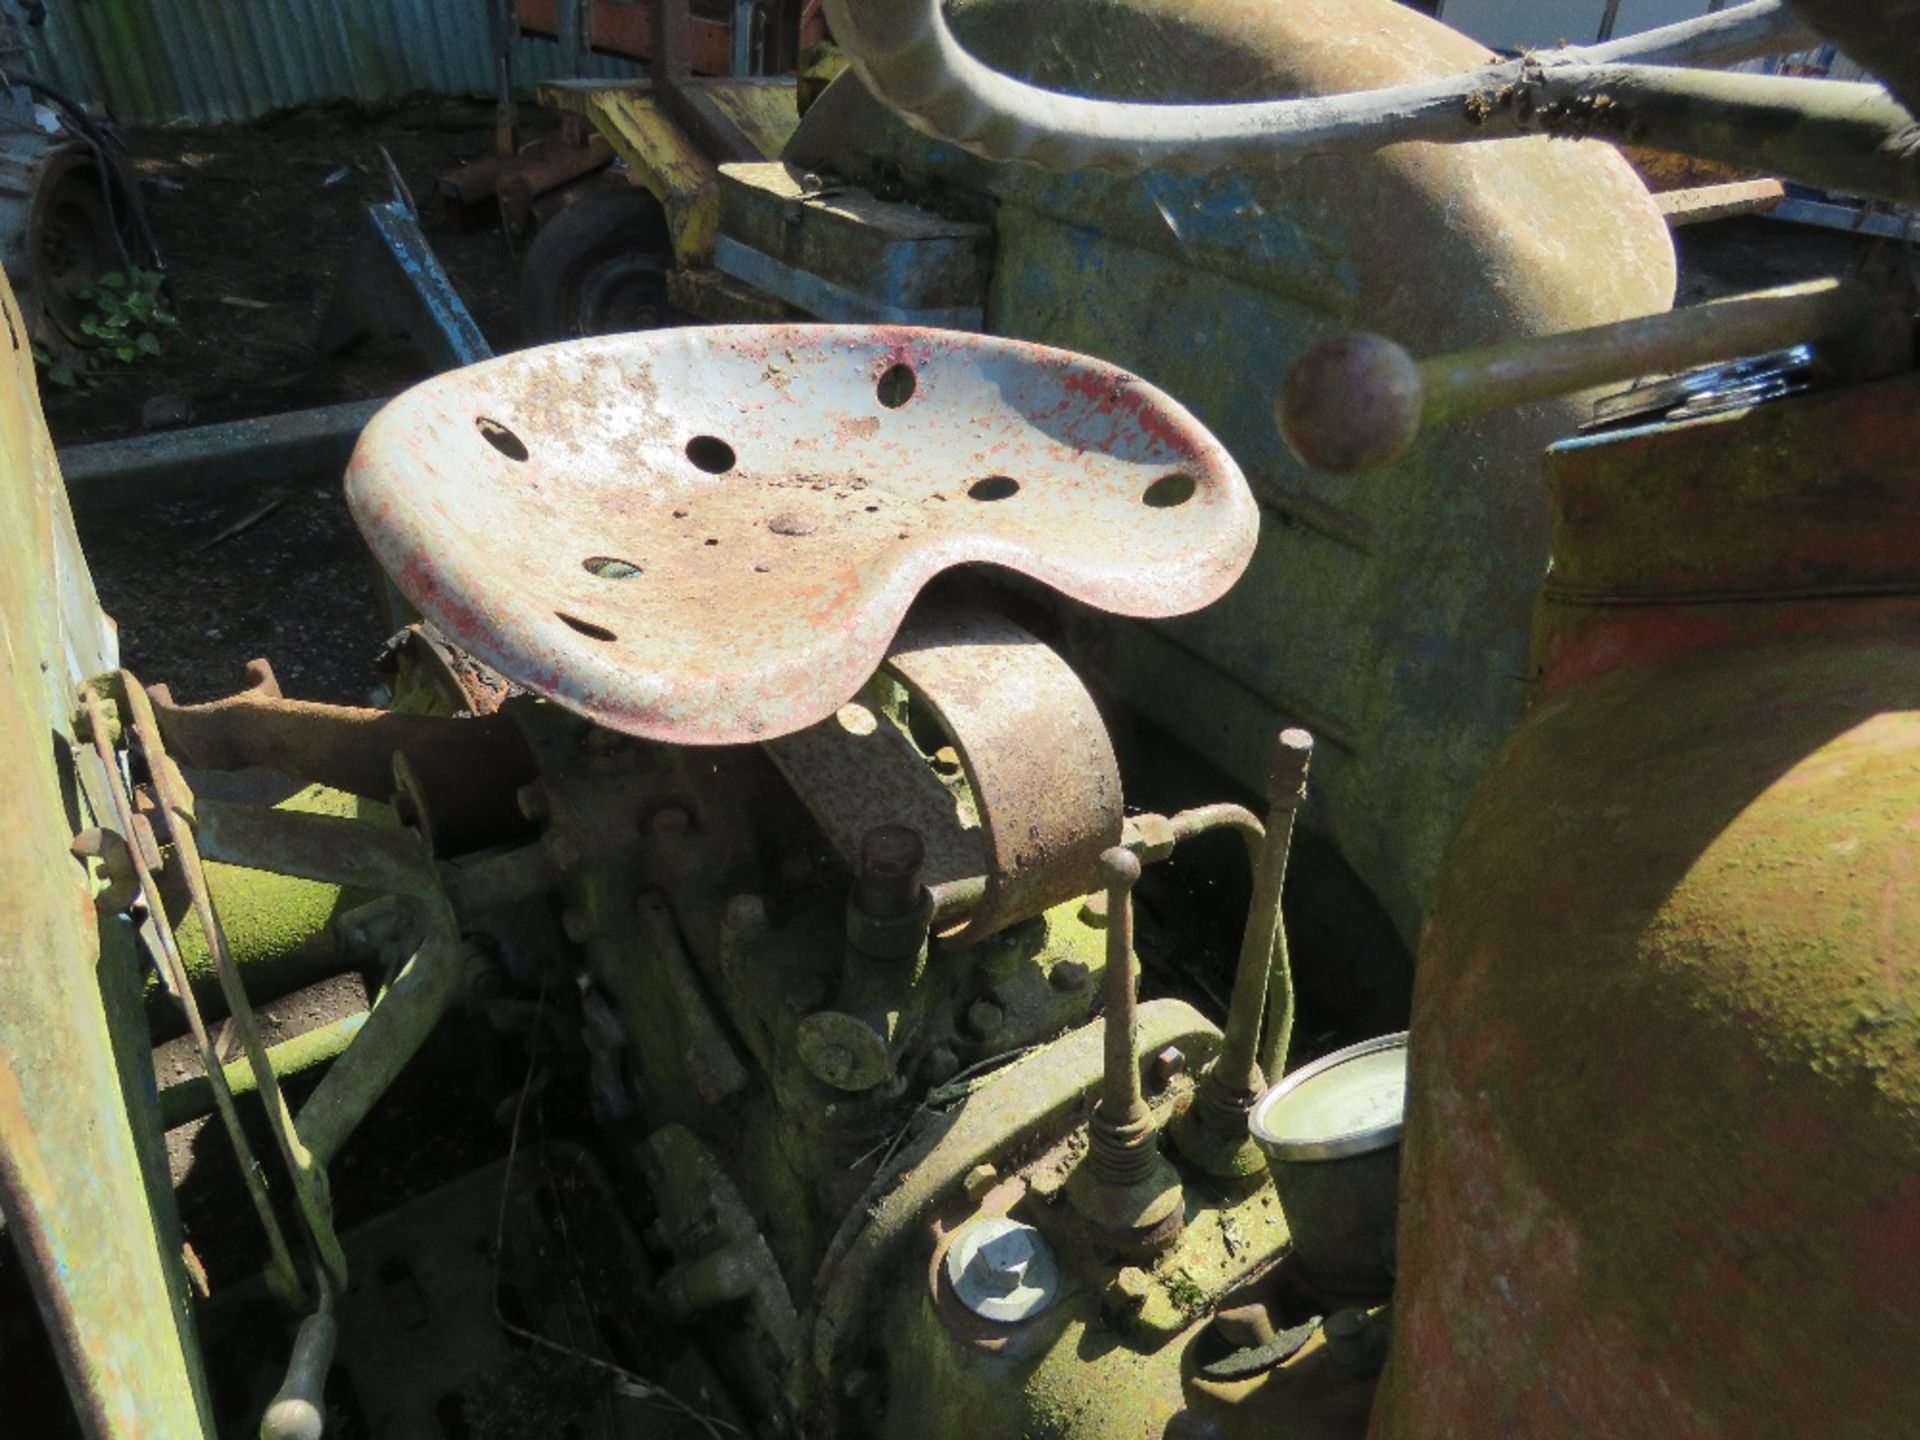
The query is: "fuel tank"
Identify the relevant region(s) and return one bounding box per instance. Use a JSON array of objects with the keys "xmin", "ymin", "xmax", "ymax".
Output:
[{"xmin": 1379, "ymin": 374, "xmax": 1920, "ymax": 1437}]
